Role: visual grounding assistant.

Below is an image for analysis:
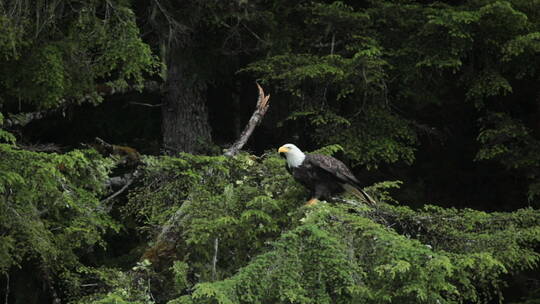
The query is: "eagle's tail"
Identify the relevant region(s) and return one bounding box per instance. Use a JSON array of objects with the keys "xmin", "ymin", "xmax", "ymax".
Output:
[{"xmin": 343, "ymin": 183, "xmax": 377, "ymax": 205}]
